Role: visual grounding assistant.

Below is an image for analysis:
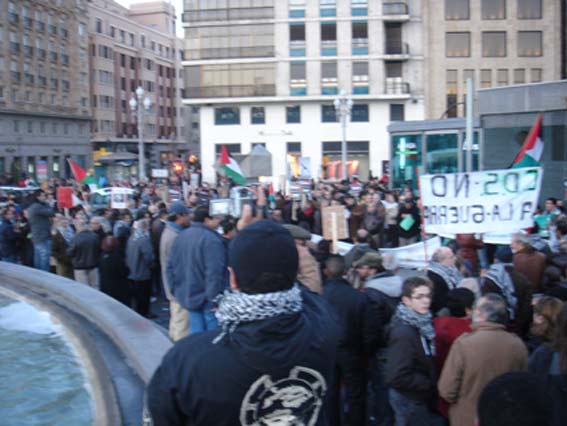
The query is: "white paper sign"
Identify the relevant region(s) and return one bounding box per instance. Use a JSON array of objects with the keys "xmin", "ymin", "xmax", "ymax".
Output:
[
  {"xmin": 110, "ymin": 188, "xmax": 130, "ymax": 209},
  {"xmin": 419, "ymin": 167, "xmax": 543, "ymax": 234}
]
